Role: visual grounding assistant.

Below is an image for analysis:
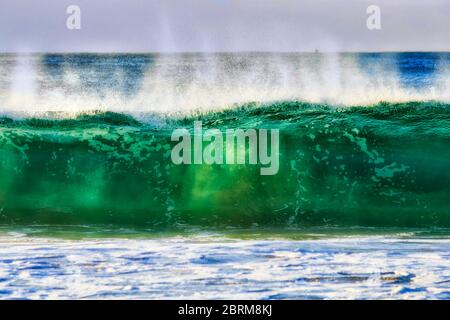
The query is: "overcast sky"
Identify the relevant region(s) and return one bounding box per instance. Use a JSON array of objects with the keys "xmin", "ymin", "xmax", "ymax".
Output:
[{"xmin": 0, "ymin": 0, "xmax": 449, "ymax": 52}]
